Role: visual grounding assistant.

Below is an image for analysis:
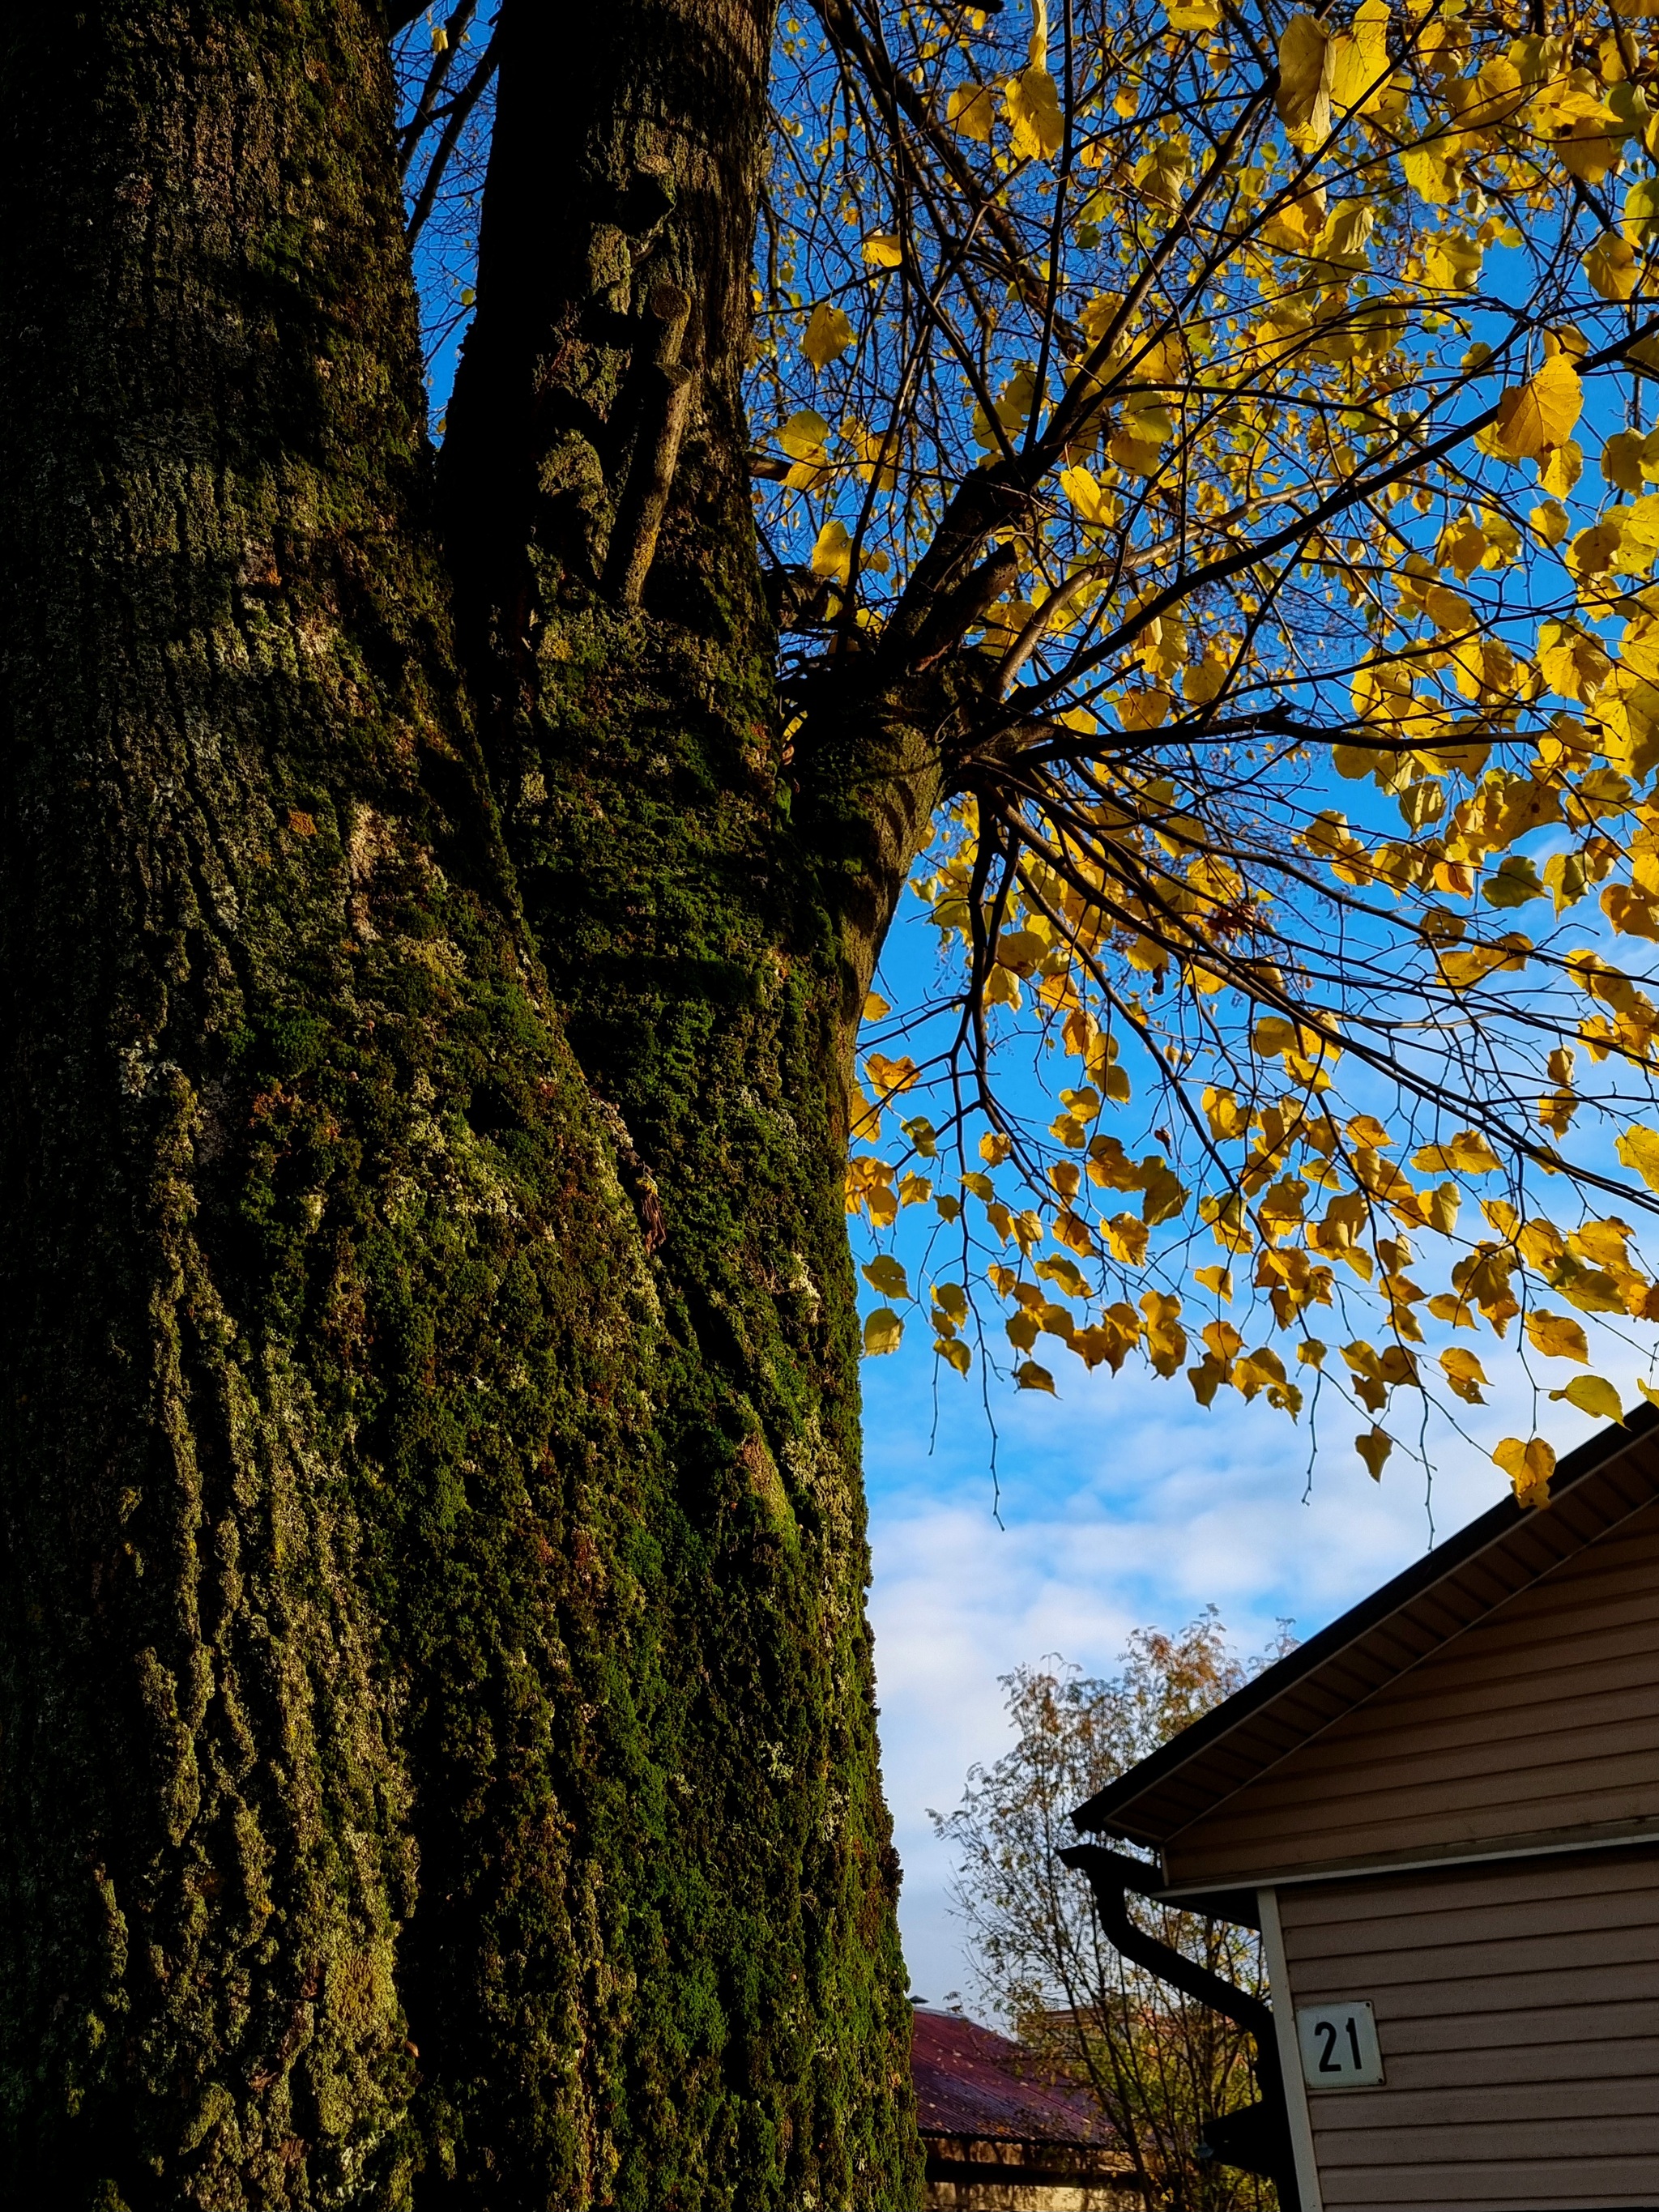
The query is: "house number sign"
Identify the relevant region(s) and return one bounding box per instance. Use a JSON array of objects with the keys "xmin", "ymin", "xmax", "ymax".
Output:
[{"xmin": 1295, "ymin": 1999, "xmax": 1385, "ymax": 2090}]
